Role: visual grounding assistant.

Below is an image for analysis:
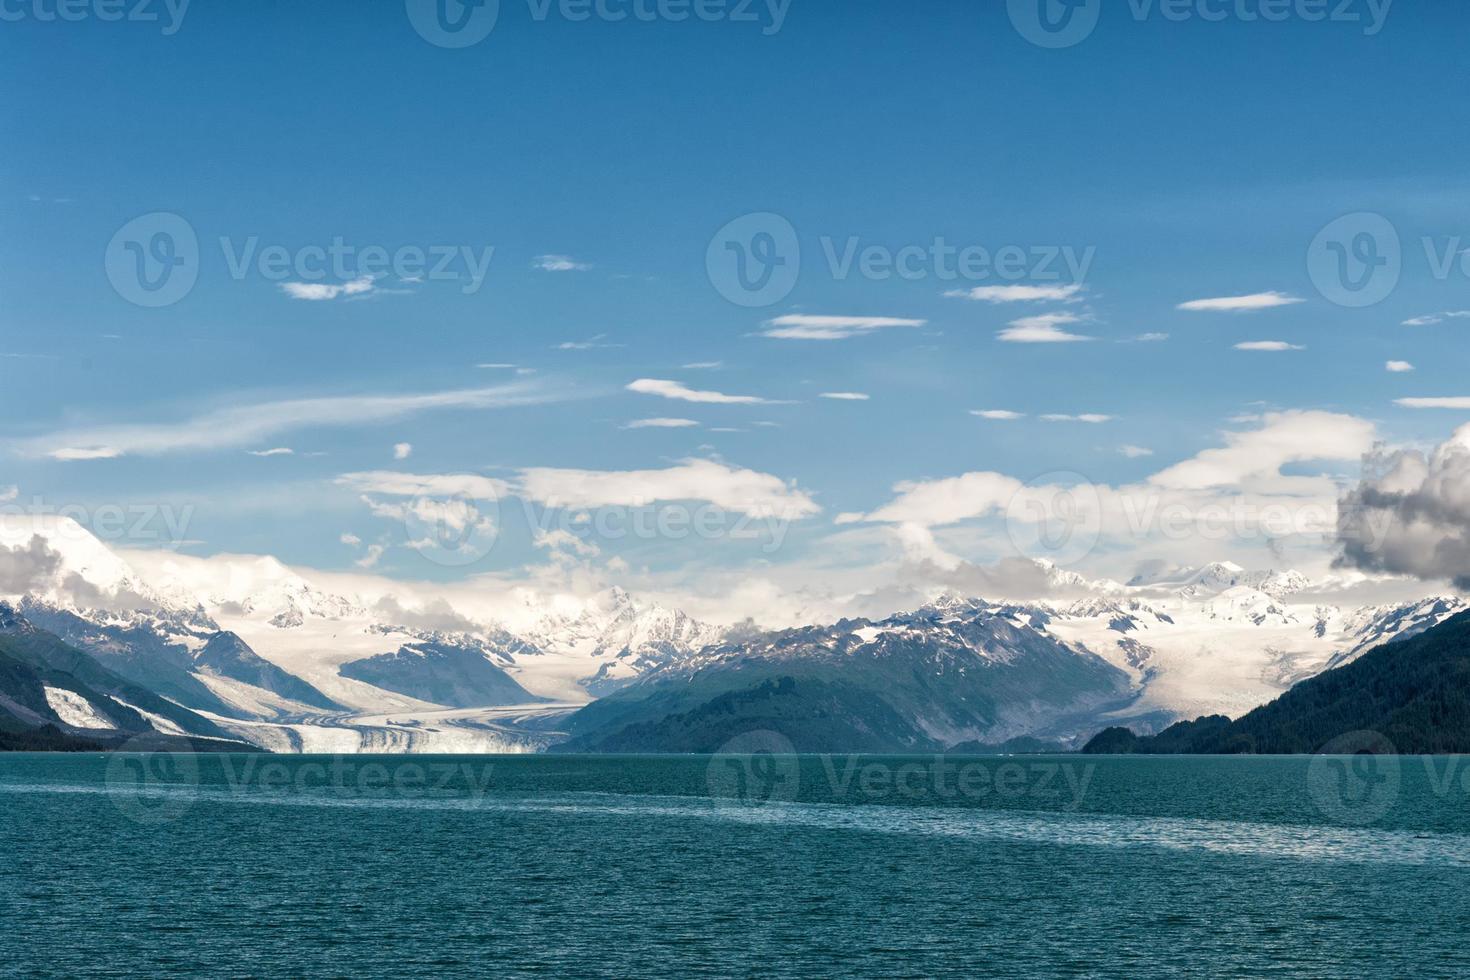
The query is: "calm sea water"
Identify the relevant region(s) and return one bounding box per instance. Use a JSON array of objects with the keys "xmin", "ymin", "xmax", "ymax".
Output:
[{"xmin": 3, "ymin": 751, "xmax": 1470, "ymax": 978}]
